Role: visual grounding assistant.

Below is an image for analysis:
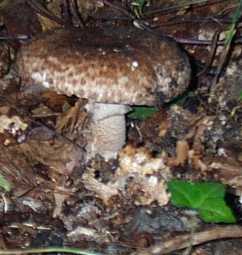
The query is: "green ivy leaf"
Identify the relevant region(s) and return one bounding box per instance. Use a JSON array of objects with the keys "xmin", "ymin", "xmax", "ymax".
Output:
[
  {"xmin": 0, "ymin": 173, "xmax": 11, "ymax": 192},
  {"xmin": 168, "ymin": 180, "xmax": 202, "ymax": 208},
  {"xmin": 128, "ymin": 106, "xmax": 158, "ymax": 120},
  {"xmin": 198, "ymin": 199, "xmax": 236, "ymax": 223},
  {"xmin": 168, "ymin": 180, "xmax": 236, "ymax": 223},
  {"xmin": 240, "ymin": 91, "xmax": 242, "ymax": 101}
]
